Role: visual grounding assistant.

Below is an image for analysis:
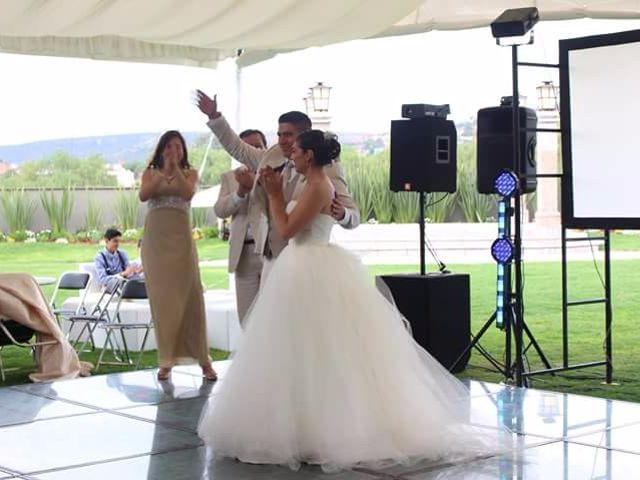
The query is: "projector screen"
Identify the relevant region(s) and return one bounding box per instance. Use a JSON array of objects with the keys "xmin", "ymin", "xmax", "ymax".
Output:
[{"xmin": 560, "ymin": 29, "xmax": 640, "ymax": 229}]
